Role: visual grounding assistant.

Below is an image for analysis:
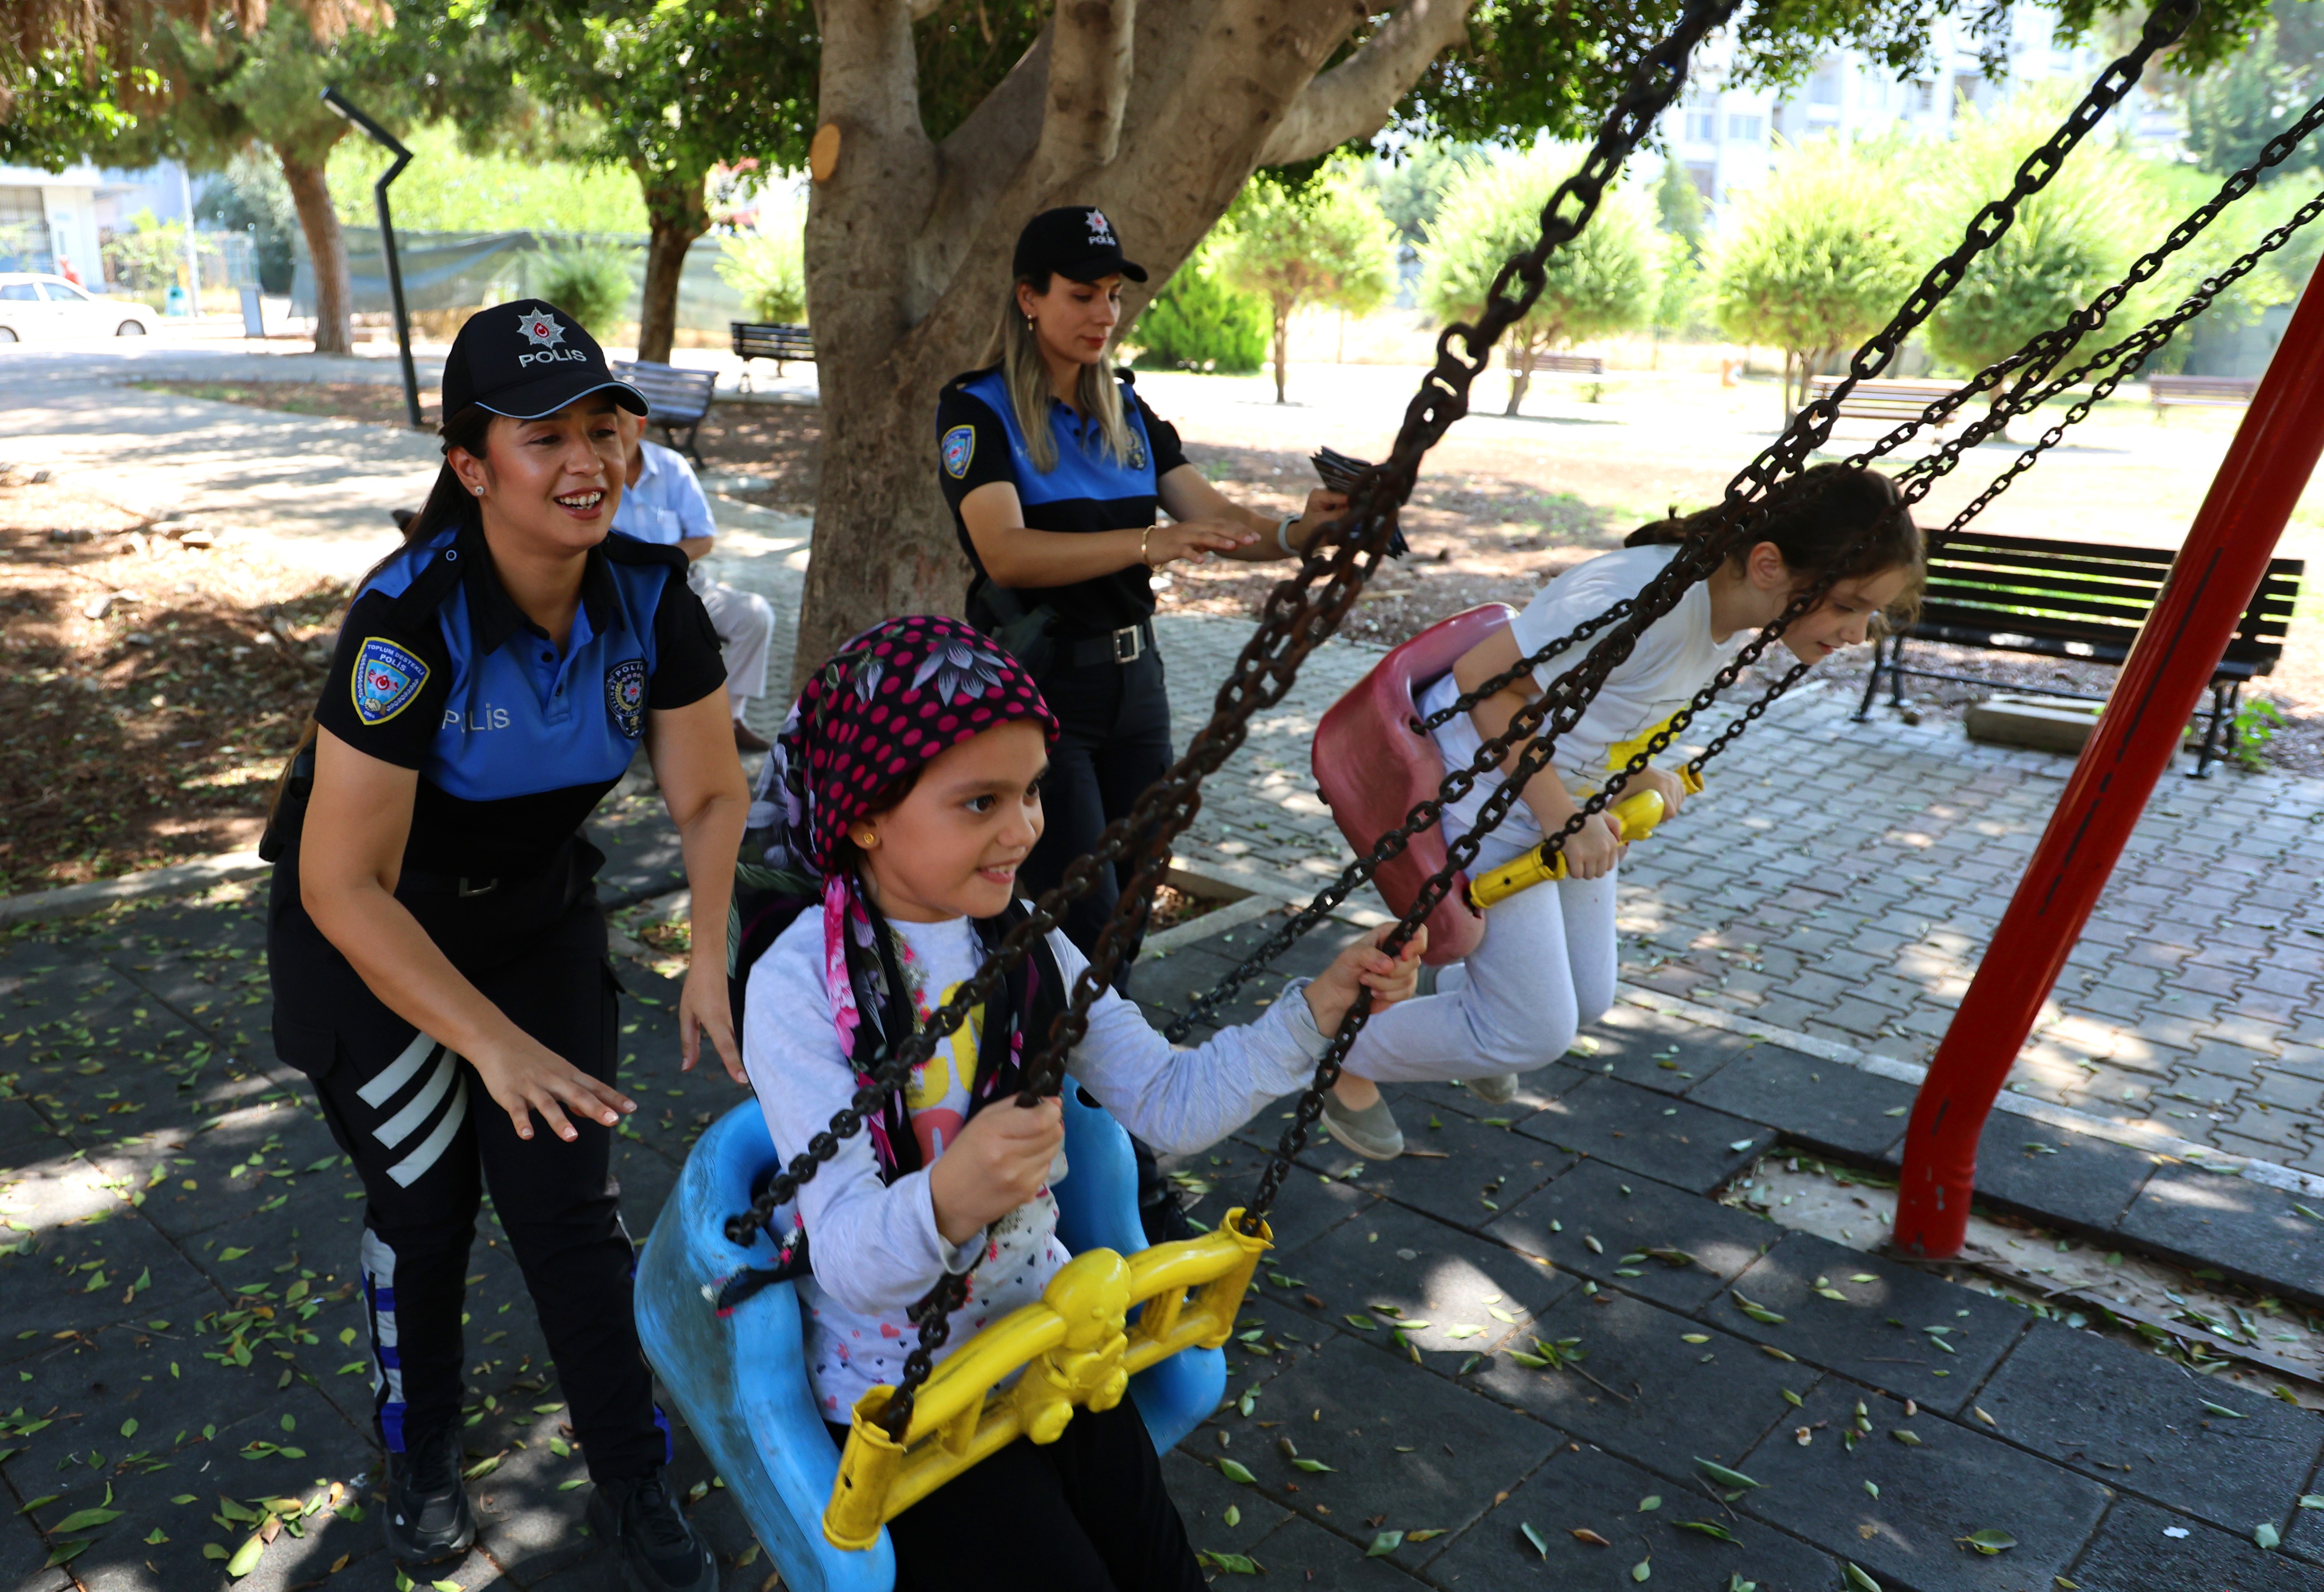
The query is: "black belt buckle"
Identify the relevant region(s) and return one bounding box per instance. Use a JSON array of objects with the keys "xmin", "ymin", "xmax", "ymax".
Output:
[
  {"xmin": 1111, "ymin": 624, "xmax": 1143, "ymax": 664},
  {"xmin": 457, "ymin": 877, "xmax": 499, "ymax": 898}
]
